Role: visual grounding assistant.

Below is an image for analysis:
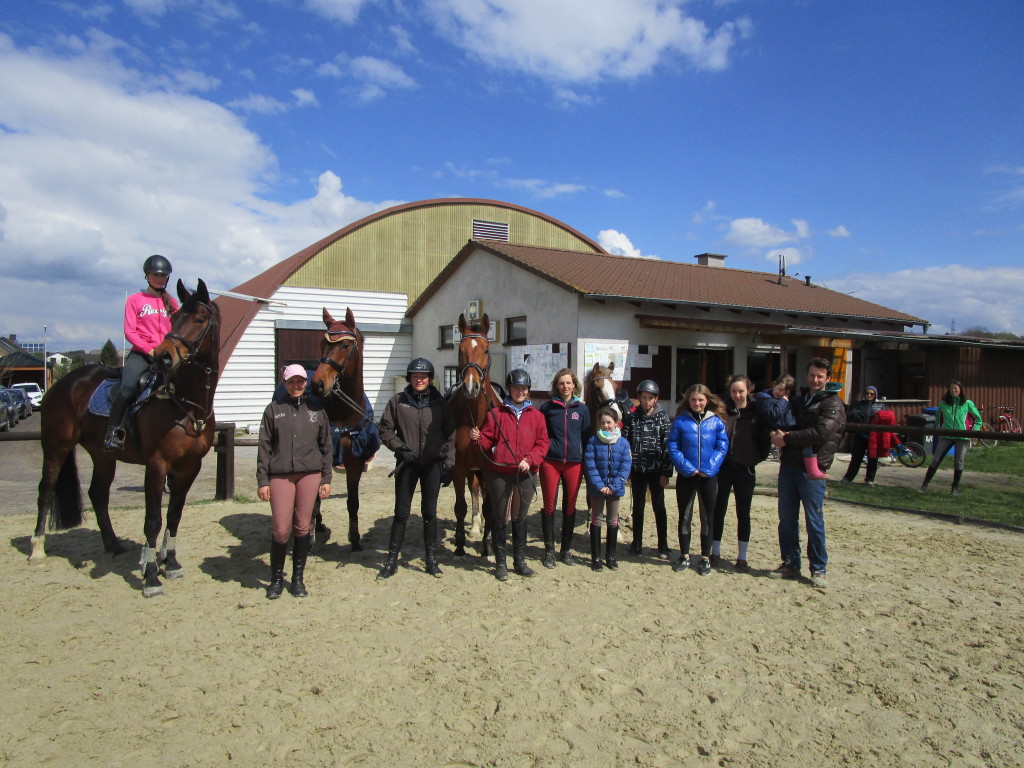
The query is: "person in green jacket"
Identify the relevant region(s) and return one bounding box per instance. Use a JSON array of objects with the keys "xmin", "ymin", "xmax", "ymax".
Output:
[{"xmin": 919, "ymin": 379, "xmax": 981, "ymax": 496}]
